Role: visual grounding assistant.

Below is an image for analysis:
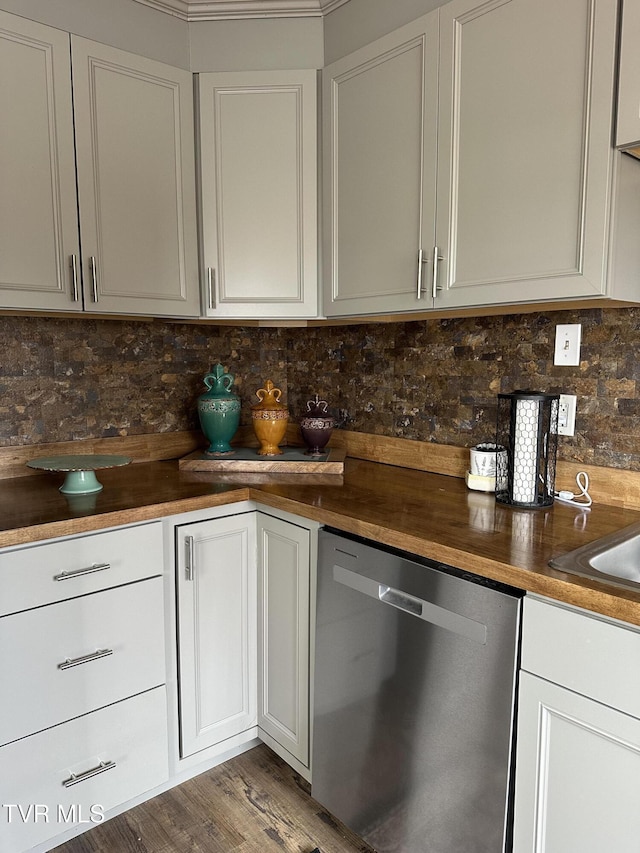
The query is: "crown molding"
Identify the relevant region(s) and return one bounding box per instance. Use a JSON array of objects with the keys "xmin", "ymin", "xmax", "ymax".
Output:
[{"xmin": 132, "ymin": 0, "xmax": 350, "ymax": 20}]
